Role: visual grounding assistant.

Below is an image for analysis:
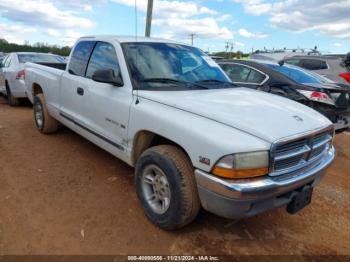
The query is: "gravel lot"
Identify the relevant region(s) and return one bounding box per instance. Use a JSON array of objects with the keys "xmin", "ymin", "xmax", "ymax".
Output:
[{"xmin": 0, "ymin": 95, "xmax": 349, "ymax": 255}]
